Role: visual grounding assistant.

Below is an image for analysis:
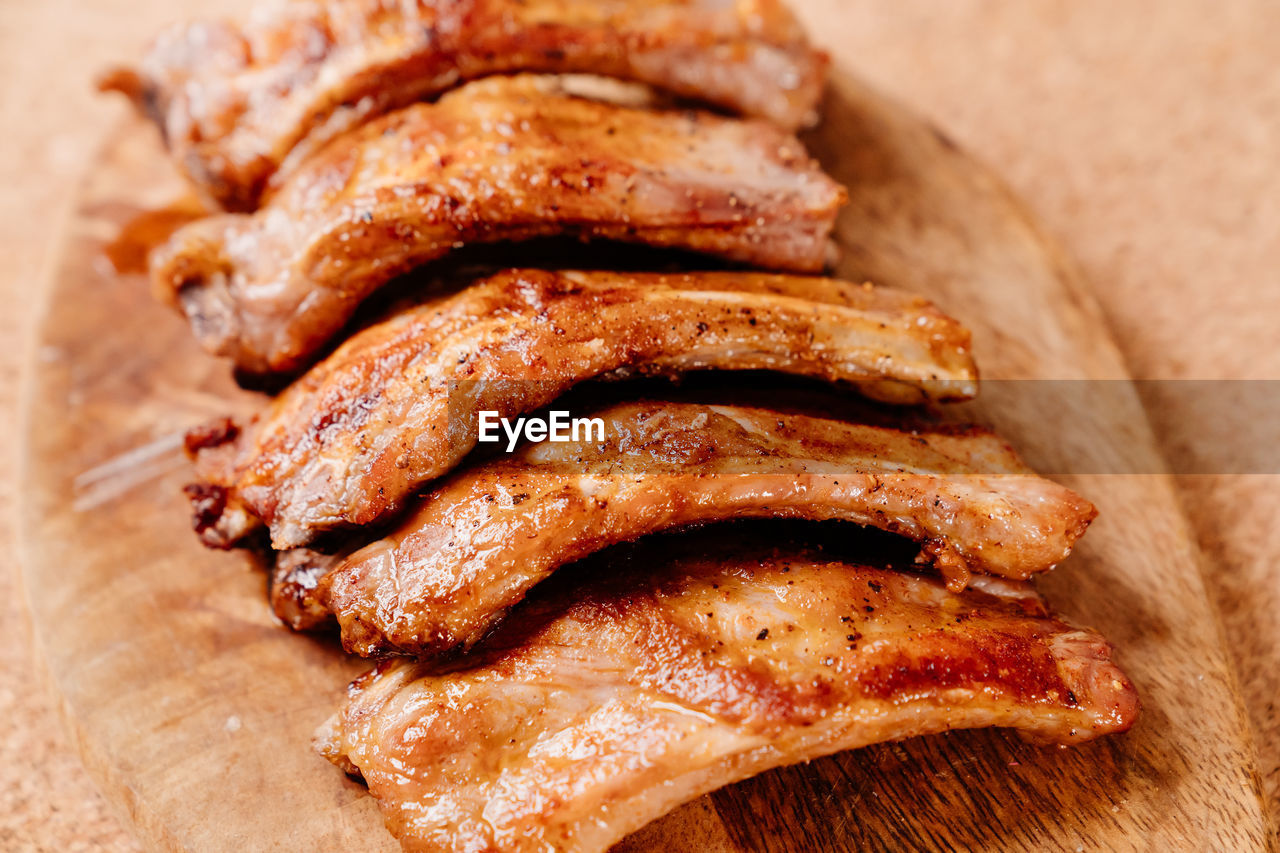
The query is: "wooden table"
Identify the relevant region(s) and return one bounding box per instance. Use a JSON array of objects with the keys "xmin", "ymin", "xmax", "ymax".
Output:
[{"xmin": 2, "ymin": 1, "xmax": 1276, "ymax": 848}]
